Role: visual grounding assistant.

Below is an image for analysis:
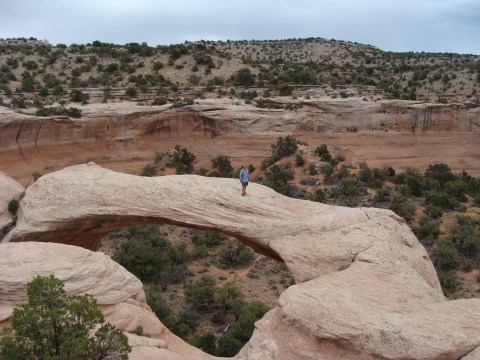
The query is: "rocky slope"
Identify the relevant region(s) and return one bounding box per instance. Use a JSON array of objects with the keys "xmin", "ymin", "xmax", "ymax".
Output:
[{"xmin": 2, "ymin": 164, "xmax": 480, "ymax": 359}]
